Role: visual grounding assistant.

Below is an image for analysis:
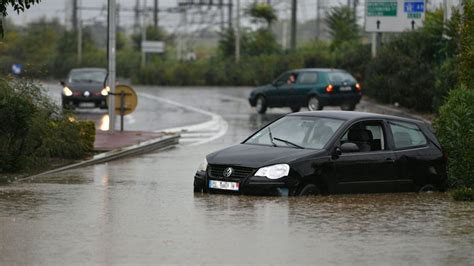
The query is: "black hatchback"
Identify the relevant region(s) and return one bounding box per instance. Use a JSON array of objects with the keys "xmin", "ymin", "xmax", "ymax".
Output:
[
  {"xmin": 194, "ymin": 111, "xmax": 447, "ymax": 196},
  {"xmin": 60, "ymin": 68, "xmax": 109, "ymax": 109}
]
